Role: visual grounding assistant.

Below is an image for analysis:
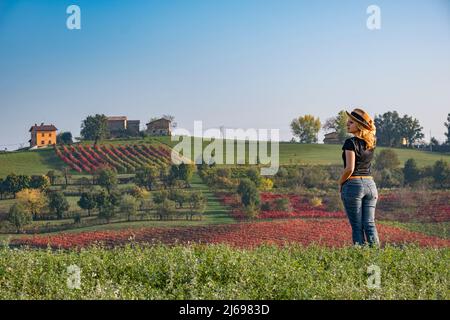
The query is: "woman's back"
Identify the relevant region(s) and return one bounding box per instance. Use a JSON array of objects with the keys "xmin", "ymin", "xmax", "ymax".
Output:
[{"xmin": 342, "ymin": 136, "xmax": 375, "ymax": 176}]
